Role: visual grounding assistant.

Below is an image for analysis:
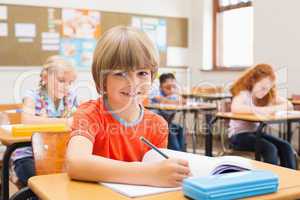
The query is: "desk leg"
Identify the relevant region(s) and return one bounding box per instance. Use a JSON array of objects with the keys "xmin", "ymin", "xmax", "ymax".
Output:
[
  {"xmin": 182, "ymin": 110, "xmax": 187, "ymax": 152},
  {"xmin": 1, "ymin": 142, "xmax": 32, "ymax": 200},
  {"xmin": 287, "ymin": 121, "xmax": 292, "ymax": 143},
  {"xmin": 192, "ymin": 111, "xmax": 199, "ymax": 154},
  {"xmin": 255, "ymin": 123, "xmax": 266, "ymax": 161},
  {"xmin": 206, "ymin": 115, "xmax": 216, "ymax": 157}
]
